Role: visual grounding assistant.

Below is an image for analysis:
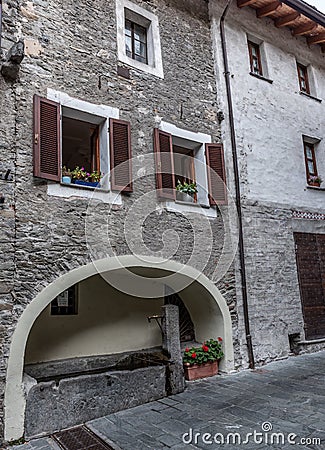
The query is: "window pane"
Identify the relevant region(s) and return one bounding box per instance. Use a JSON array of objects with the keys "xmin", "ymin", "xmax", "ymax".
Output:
[
  {"xmin": 134, "ymin": 24, "xmax": 146, "ymax": 42},
  {"xmin": 135, "ymin": 54, "xmax": 147, "ymax": 63},
  {"xmin": 125, "ymin": 36, "xmax": 132, "ymax": 56},
  {"xmin": 306, "ymin": 147, "xmax": 313, "ymax": 159},
  {"xmin": 134, "ymin": 40, "xmax": 146, "ymax": 58},
  {"xmin": 125, "ymin": 19, "xmax": 132, "ymax": 33},
  {"xmin": 308, "ymin": 160, "xmax": 315, "ymax": 174}
]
